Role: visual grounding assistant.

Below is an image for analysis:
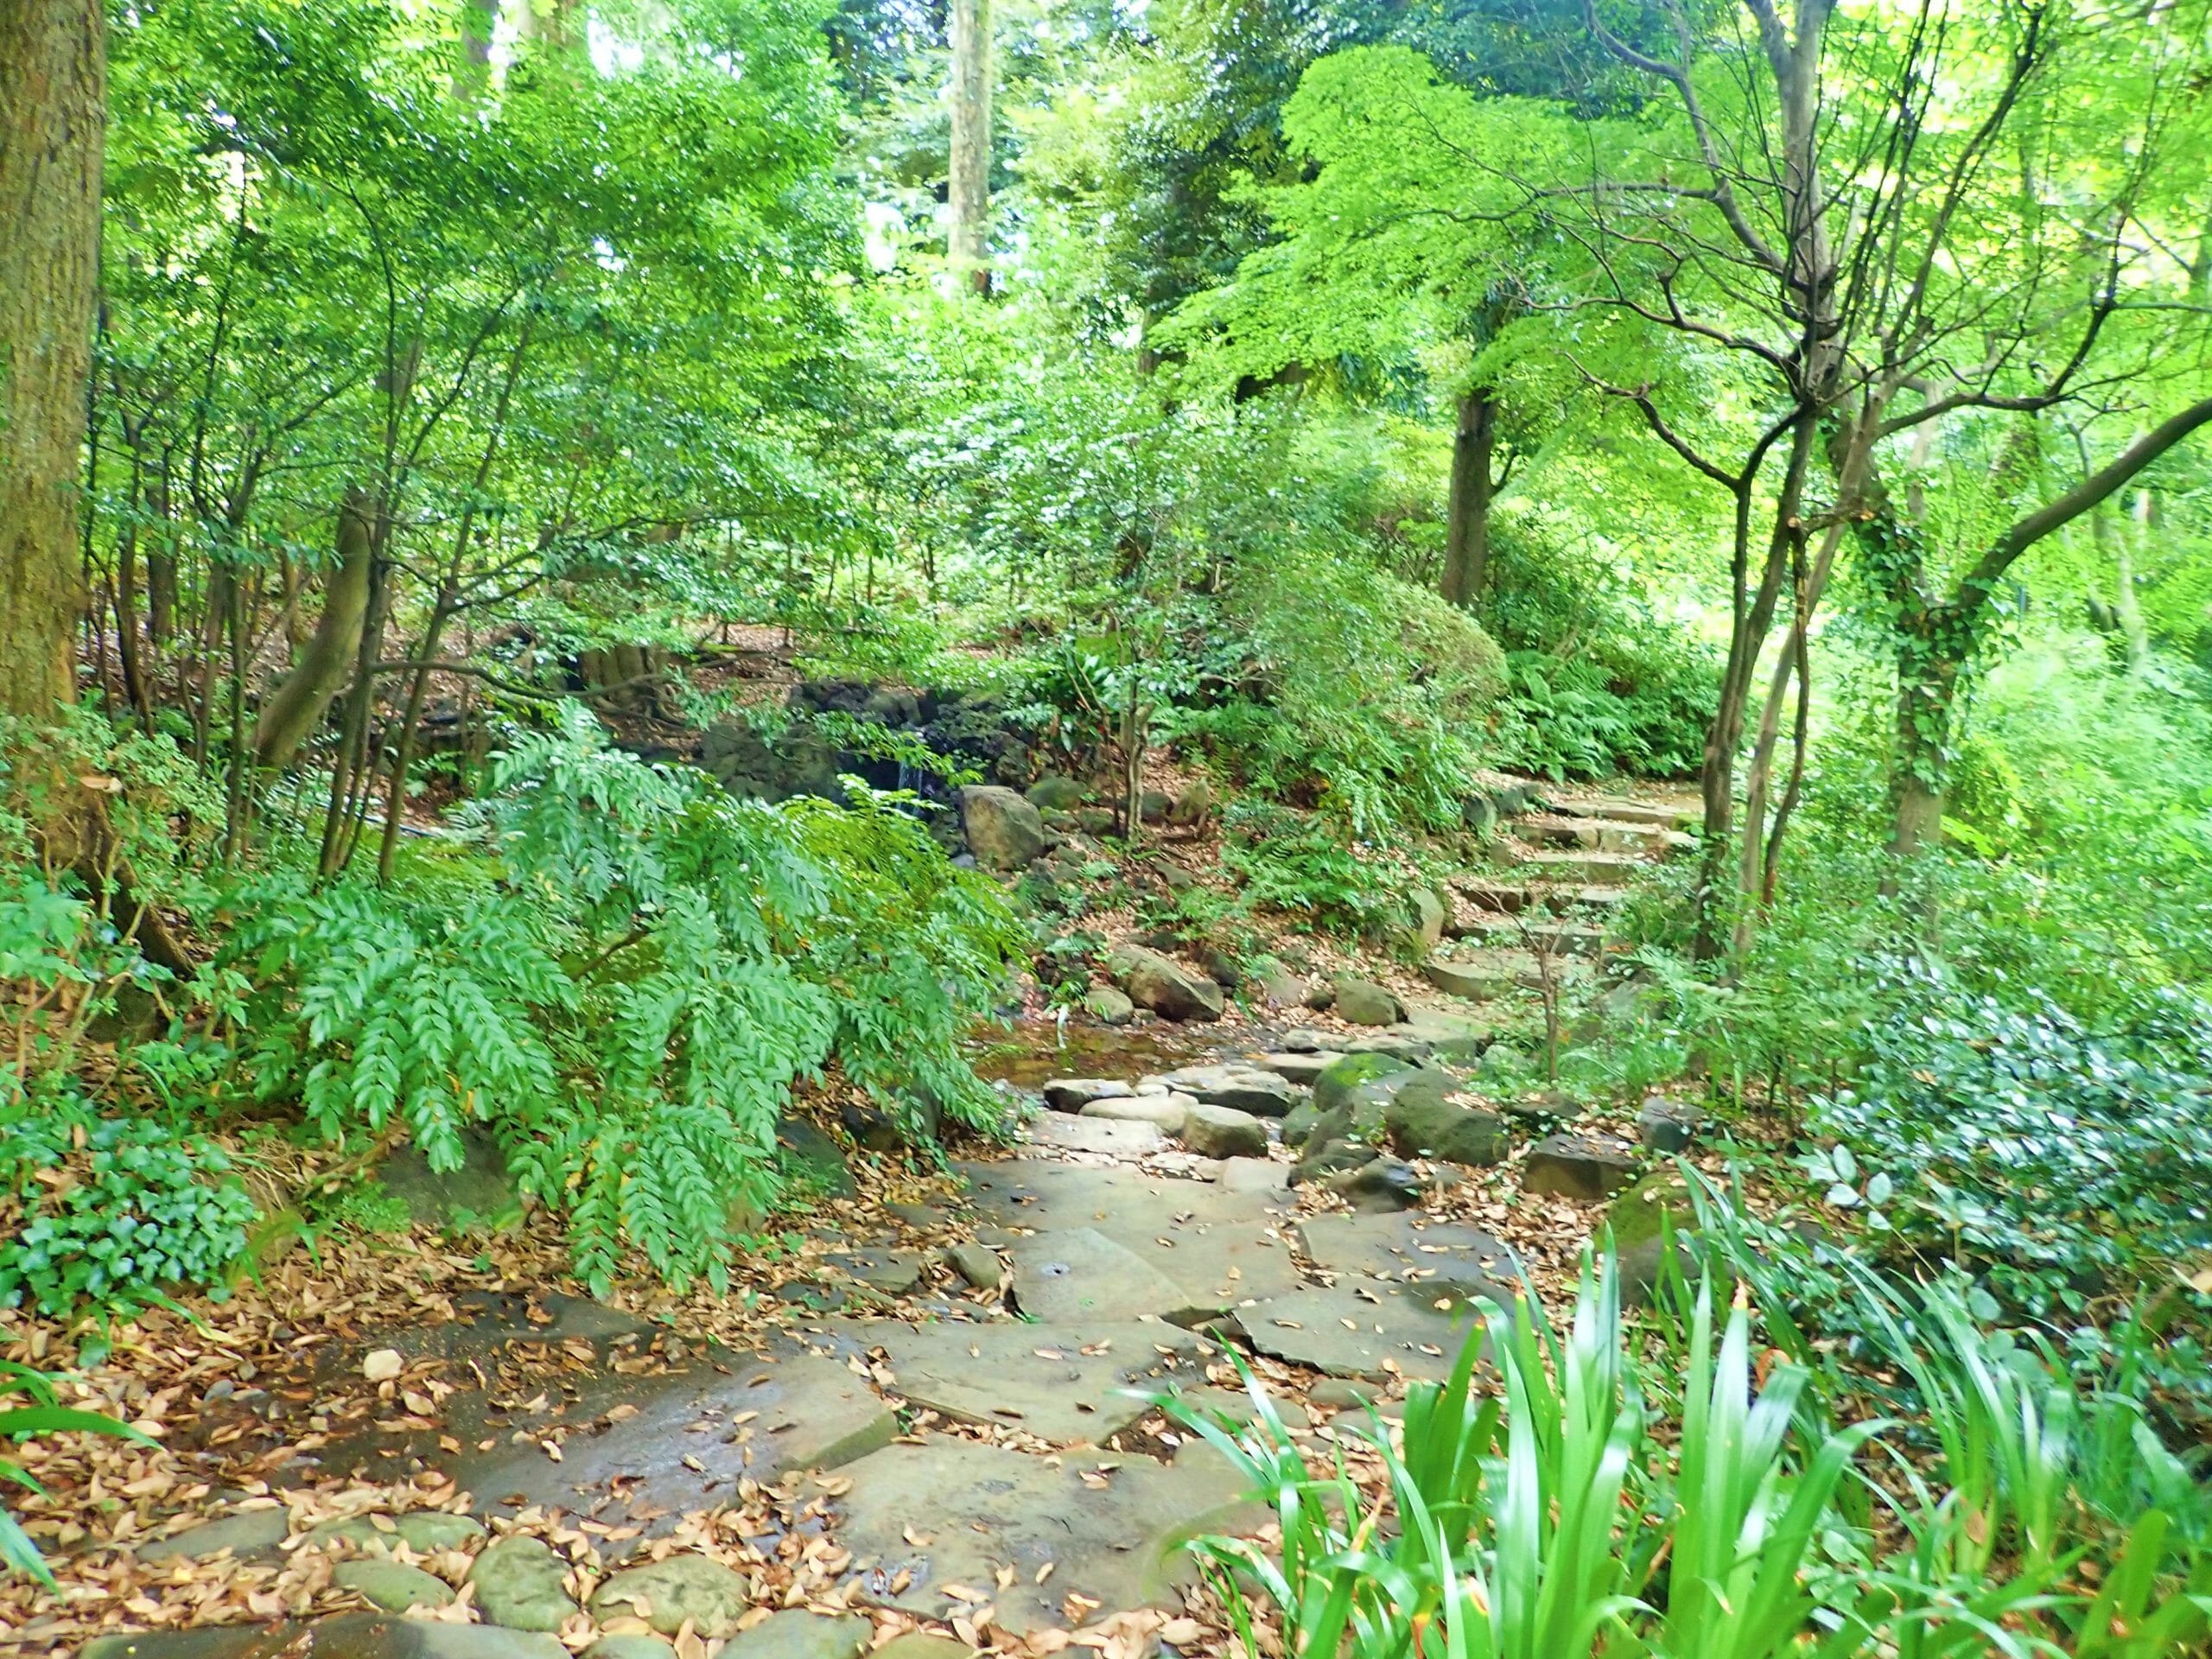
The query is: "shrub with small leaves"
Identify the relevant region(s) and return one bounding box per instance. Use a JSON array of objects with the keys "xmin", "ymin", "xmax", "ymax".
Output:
[{"xmin": 0, "ymin": 1121, "xmax": 256, "ymax": 1318}]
